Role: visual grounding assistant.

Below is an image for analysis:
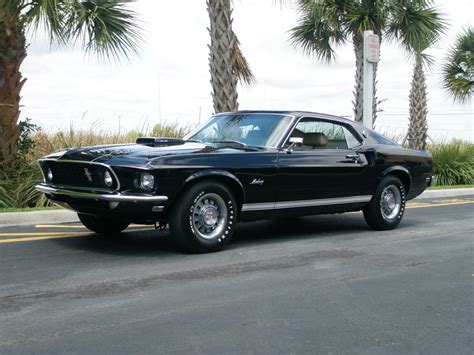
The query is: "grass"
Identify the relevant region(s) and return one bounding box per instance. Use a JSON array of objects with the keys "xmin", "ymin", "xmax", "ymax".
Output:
[{"xmin": 428, "ymin": 140, "xmax": 474, "ymax": 186}]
